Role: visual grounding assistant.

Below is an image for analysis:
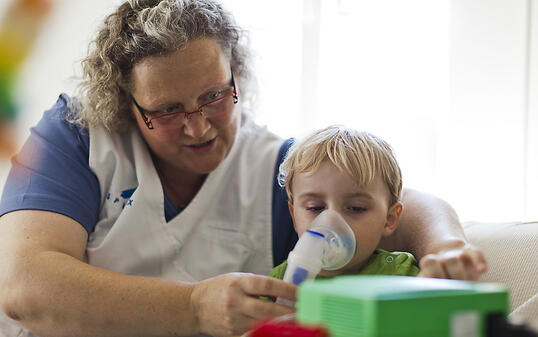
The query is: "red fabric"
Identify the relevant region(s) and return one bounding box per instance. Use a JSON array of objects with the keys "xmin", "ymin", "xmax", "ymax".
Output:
[{"xmin": 250, "ymin": 321, "xmax": 329, "ymax": 337}]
